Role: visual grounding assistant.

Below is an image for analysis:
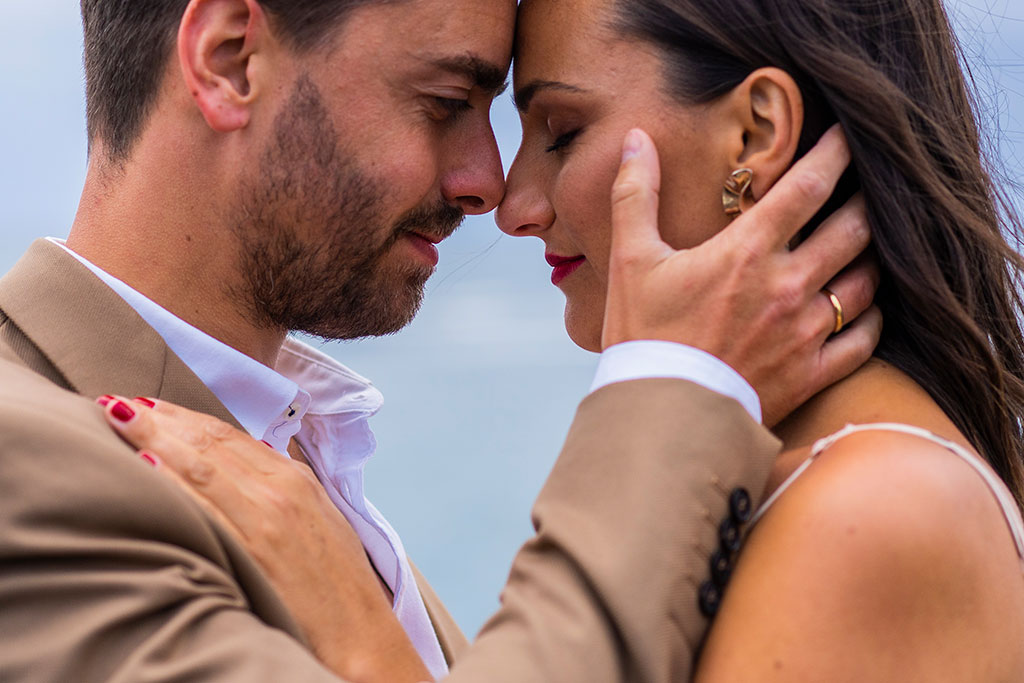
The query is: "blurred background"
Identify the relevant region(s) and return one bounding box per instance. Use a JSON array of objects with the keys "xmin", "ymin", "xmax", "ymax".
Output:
[{"xmin": 1, "ymin": 0, "xmax": 1021, "ymax": 637}]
